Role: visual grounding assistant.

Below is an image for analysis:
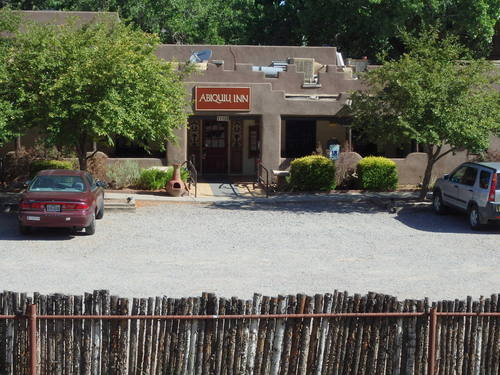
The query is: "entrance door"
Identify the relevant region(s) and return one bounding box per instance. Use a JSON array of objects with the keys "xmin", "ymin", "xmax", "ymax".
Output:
[{"xmin": 202, "ymin": 120, "xmax": 228, "ymax": 174}]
